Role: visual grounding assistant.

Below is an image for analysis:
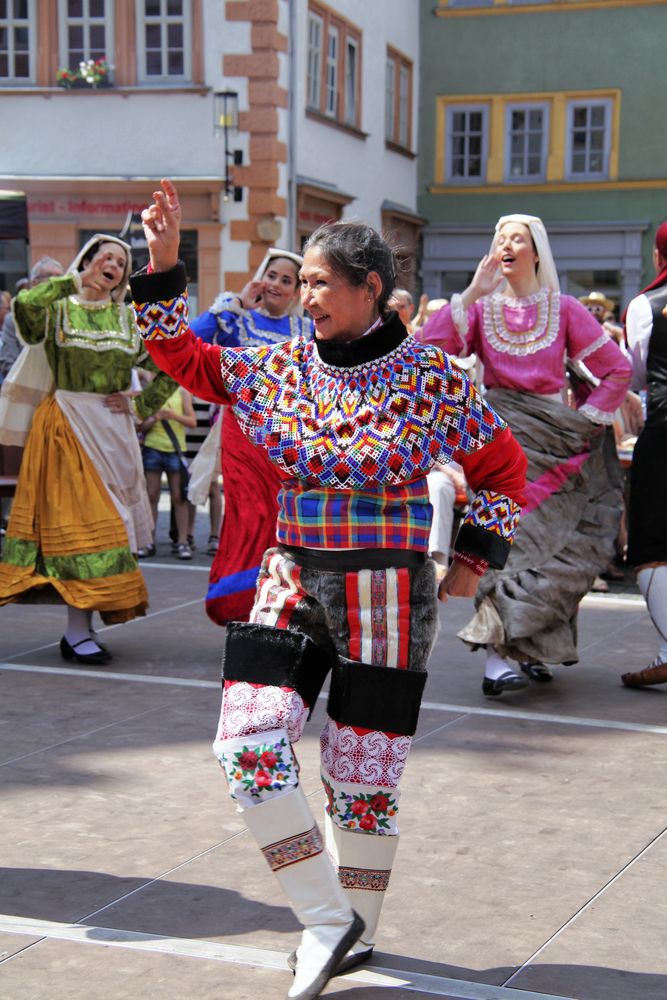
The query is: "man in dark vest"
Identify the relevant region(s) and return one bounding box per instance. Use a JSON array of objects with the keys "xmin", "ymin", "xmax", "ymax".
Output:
[{"xmin": 621, "ymin": 221, "xmax": 667, "ymax": 686}]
